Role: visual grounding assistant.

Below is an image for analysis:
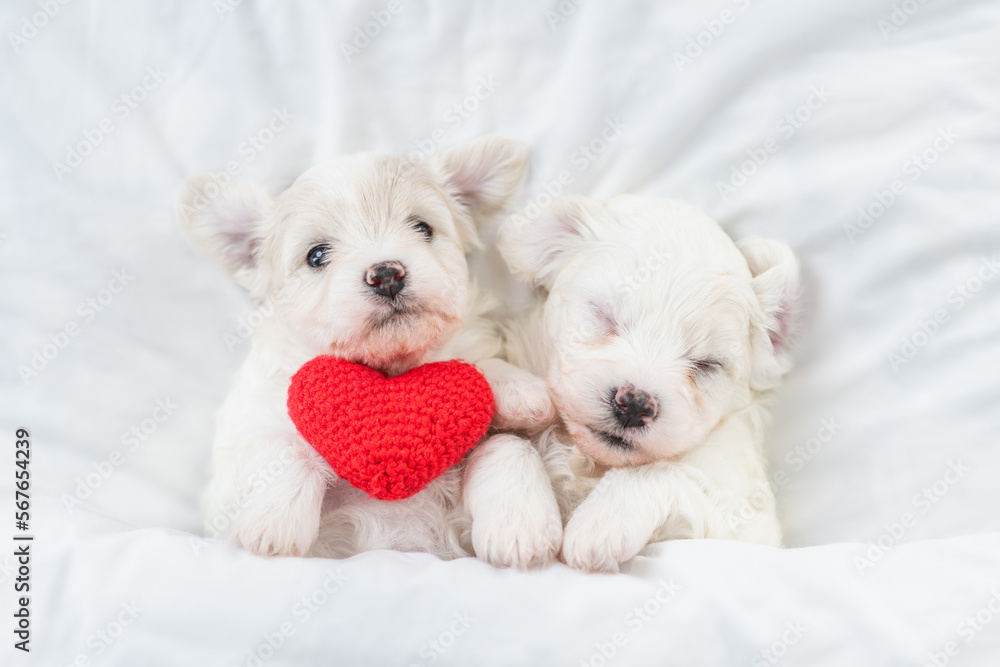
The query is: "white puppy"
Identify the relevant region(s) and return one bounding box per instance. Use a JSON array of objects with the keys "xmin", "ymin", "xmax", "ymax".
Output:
[
  {"xmin": 498, "ymin": 195, "xmax": 799, "ymax": 573},
  {"xmin": 178, "ymin": 136, "xmax": 562, "ymax": 567}
]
